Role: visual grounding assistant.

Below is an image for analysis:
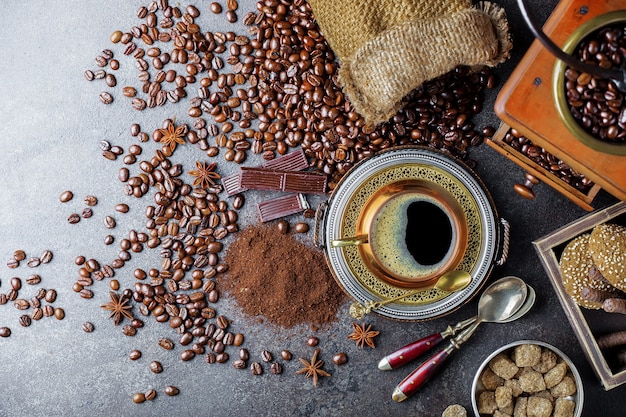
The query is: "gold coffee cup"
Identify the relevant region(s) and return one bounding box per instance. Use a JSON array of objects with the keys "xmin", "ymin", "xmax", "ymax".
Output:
[{"xmin": 331, "ymin": 179, "xmax": 468, "ymax": 289}]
